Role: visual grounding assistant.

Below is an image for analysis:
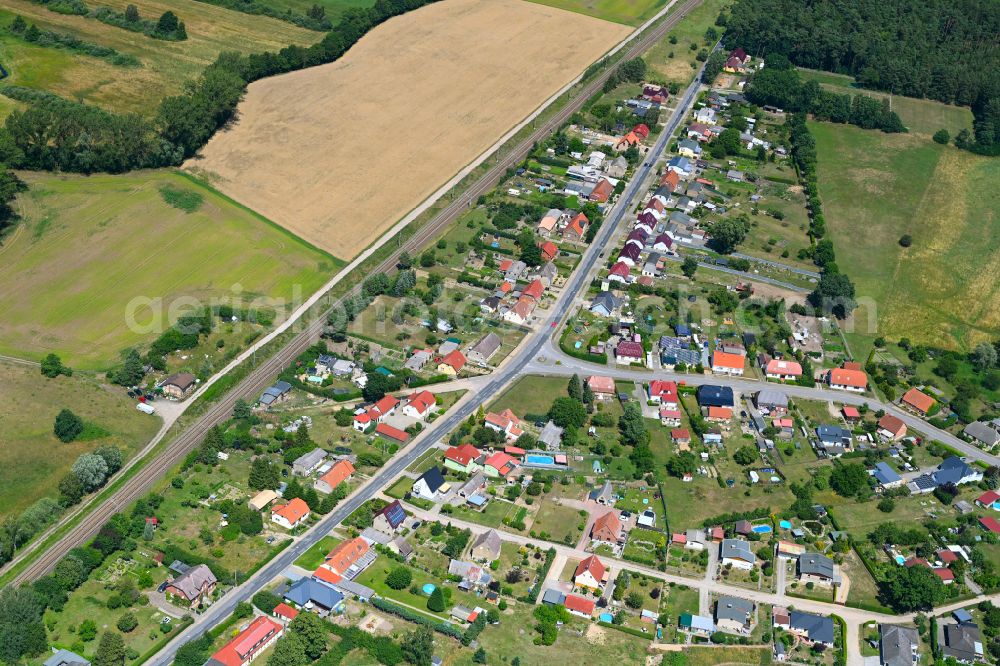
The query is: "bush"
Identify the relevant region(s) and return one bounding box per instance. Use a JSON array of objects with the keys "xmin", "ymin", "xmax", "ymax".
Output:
[
  {"xmin": 933, "ymin": 129, "xmax": 950, "ymax": 145},
  {"xmin": 899, "ymin": 234, "xmax": 912, "ymax": 247},
  {"xmin": 385, "ymin": 566, "xmax": 412, "ymax": 591},
  {"xmin": 54, "ymin": 409, "xmax": 84, "ymax": 442},
  {"xmin": 117, "ymin": 612, "xmax": 138, "ymax": 633}
]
